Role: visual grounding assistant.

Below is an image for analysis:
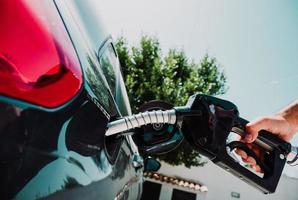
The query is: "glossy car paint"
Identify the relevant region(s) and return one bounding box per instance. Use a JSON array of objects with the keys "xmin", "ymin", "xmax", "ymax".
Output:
[
  {"xmin": 0, "ymin": 0, "xmax": 142, "ymax": 199},
  {"xmin": 0, "ymin": 0, "xmax": 83, "ymax": 108}
]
